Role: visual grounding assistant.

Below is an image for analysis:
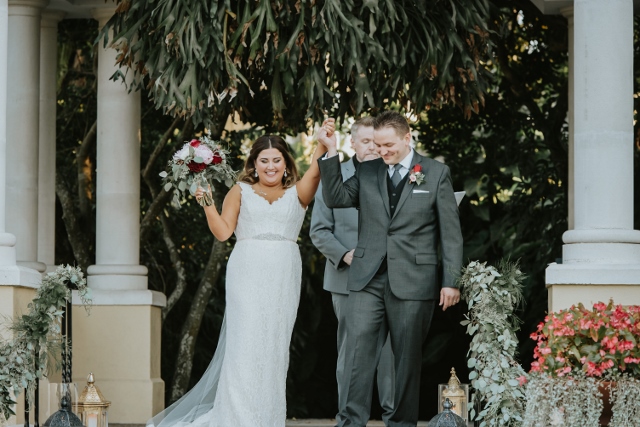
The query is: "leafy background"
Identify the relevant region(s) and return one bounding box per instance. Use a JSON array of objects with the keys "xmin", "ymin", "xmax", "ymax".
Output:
[{"xmin": 52, "ymin": 0, "xmax": 640, "ymax": 421}]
